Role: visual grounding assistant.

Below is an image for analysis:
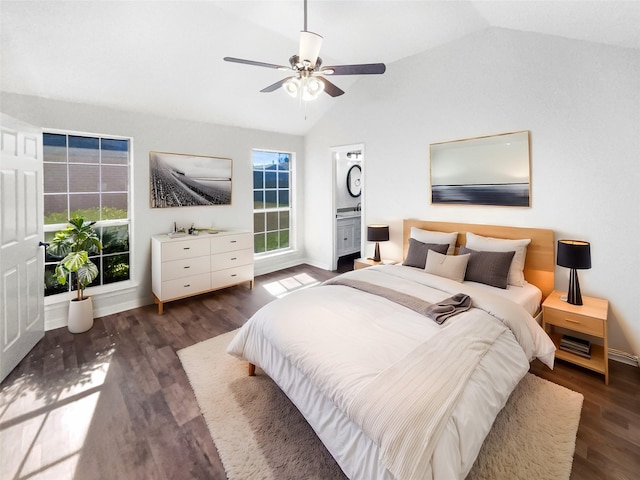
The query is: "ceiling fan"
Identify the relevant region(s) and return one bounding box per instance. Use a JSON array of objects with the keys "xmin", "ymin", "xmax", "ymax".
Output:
[{"xmin": 223, "ymin": 0, "xmax": 386, "ymax": 101}]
